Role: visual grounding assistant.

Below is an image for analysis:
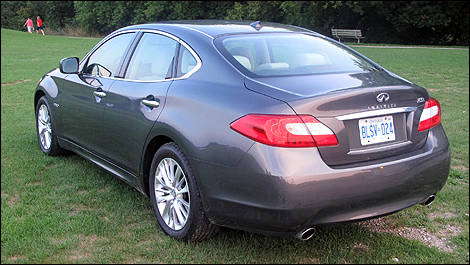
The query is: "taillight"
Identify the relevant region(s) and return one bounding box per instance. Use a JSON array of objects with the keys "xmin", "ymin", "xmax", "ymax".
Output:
[
  {"xmin": 230, "ymin": 114, "xmax": 338, "ymax": 147},
  {"xmin": 418, "ymin": 97, "xmax": 441, "ymax": 132}
]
